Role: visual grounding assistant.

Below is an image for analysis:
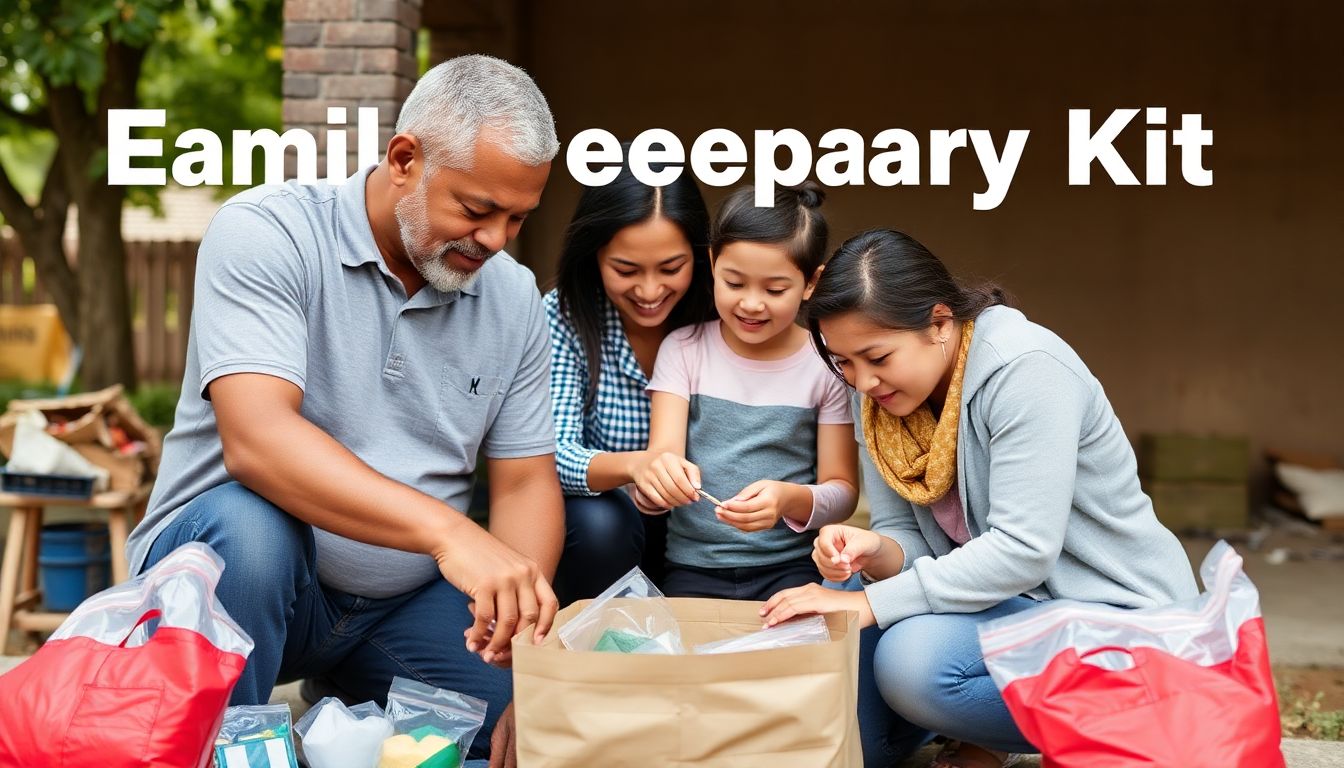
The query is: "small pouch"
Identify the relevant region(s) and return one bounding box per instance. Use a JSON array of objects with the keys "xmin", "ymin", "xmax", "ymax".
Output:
[
  {"xmin": 377, "ymin": 677, "xmax": 488, "ymax": 768},
  {"xmin": 558, "ymin": 566, "xmax": 684, "ymax": 654},
  {"xmin": 214, "ymin": 703, "xmax": 298, "ymax": 768}
]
